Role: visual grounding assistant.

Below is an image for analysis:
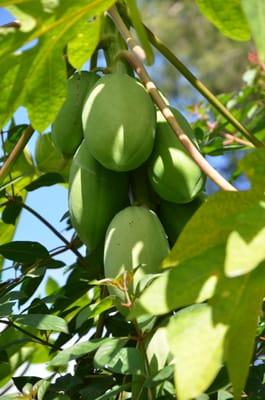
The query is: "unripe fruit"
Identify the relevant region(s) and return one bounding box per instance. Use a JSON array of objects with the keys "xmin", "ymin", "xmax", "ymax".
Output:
[
  {"xmin": 82, "ymin": 73, "xmax": 156, "ymax": 171},
  {"xmin": 35, "ymin": 132, "xmax": 70, "ymax": 180},
  {"xmin": 148, "ymin": 108, "xmax": 206, "ymax": 204},
  {"xmin": 52, "ymin": 71, "xmax": 99, "ymax": 157},
  {"xmin": 159, "ymin": 195, "xmax": 205, "ymax": 245},
  {"xmin": 104, "ymin": 206, "xmax": 170, "ymax": 301},
  {"xmin": 68, "ymin": 140, "xmax": 128, "ymax": 251}
]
